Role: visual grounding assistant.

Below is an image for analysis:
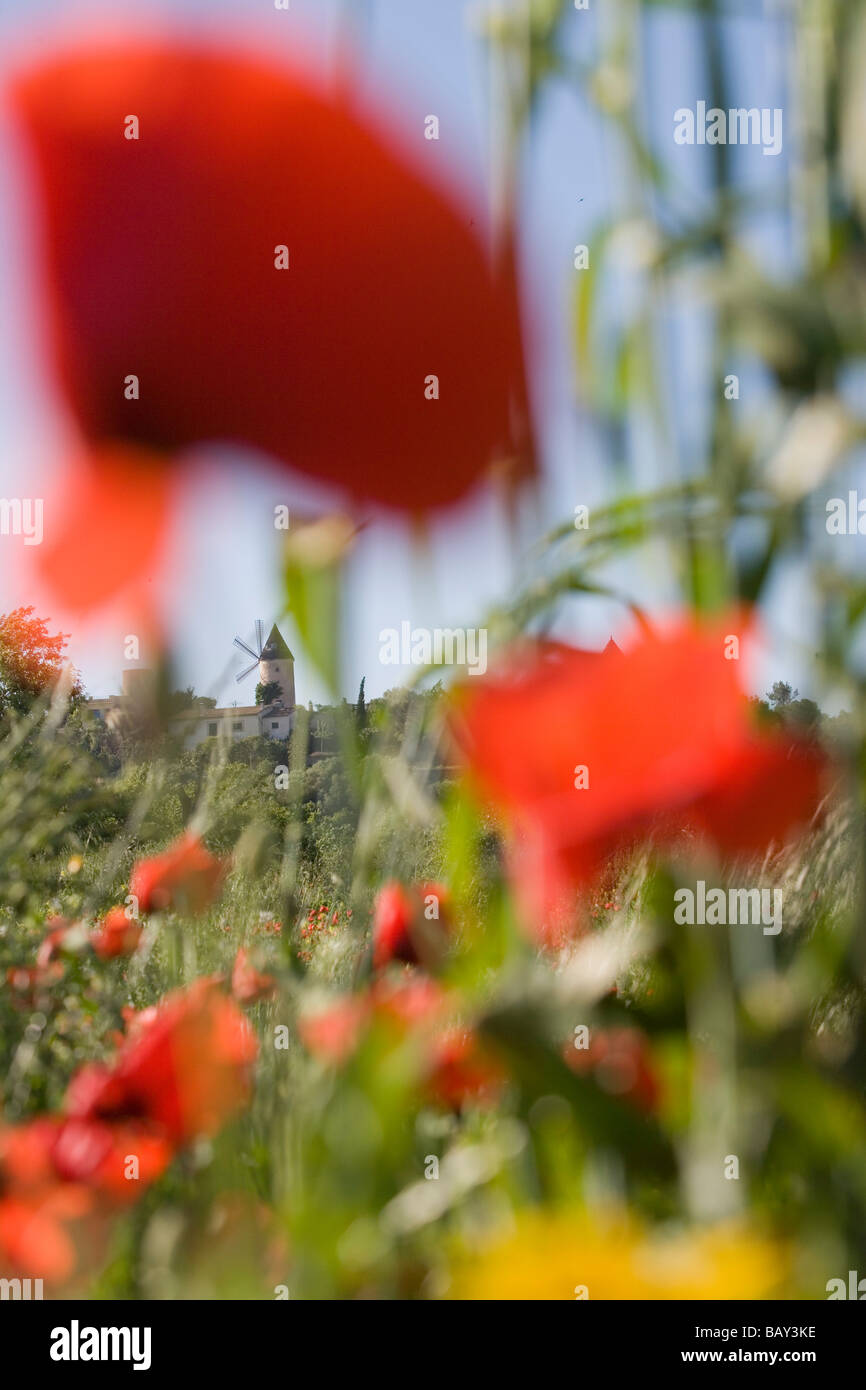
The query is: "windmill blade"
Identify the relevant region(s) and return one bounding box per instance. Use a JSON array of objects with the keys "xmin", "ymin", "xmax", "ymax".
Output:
[
  {"xmin": 255, "ymin": 619, "xmax": 264, "ymax": 655},
  {"xmin": 233, "ymin": 636, "xmax": 259, "ymax": 660},
  {"xmin": 235, "ymin": 660, "xmax": 259, "ymax": 682}
]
